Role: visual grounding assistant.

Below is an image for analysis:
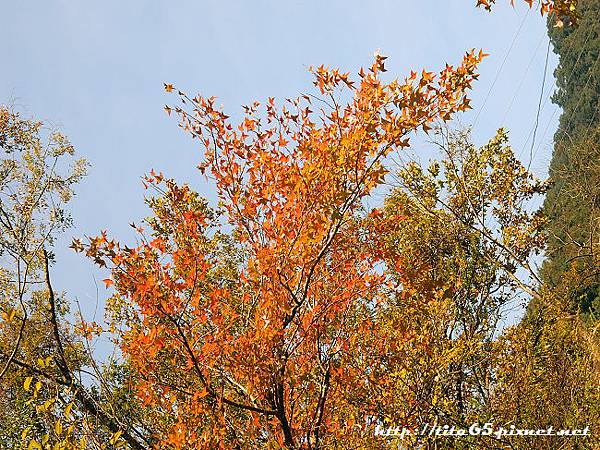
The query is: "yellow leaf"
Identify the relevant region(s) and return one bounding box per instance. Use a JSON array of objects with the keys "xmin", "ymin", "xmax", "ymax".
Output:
[
  {"xmin": 55, "ymin": 419, "xmax": 63, "ymax": 436},
  {"xmin": 38, "ymin": 398, "xmax": 54, "ymax": 413},
  {"xmin": 0, "ymin": 309, "xmax": 14, "ymax": 322},
  {"xmin": 64, "ymin": 402, "xmax": 73, "ymax": 419},
  {"xmin": 109, "ymin": 430, "xmax": 122, "ymax": 445}
]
